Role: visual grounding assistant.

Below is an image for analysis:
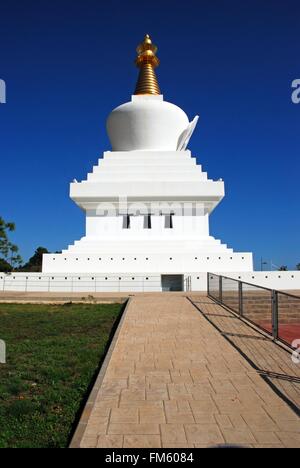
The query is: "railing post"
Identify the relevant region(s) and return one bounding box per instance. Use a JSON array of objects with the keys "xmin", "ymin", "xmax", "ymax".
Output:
[
  {"xmin": 272, "ymin": 290, "xmax": 278, "ymax": 340},
  {"xmin": 239, "ymin": 281, "xmax": 243, "ymax": 316},
  {"xmin": 219, "ymin": 275, "xmax": 223, "ymax": 303},
  {"xmin": 207, "ymin": 272, "xmax": 210, "ymax": 296}
]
